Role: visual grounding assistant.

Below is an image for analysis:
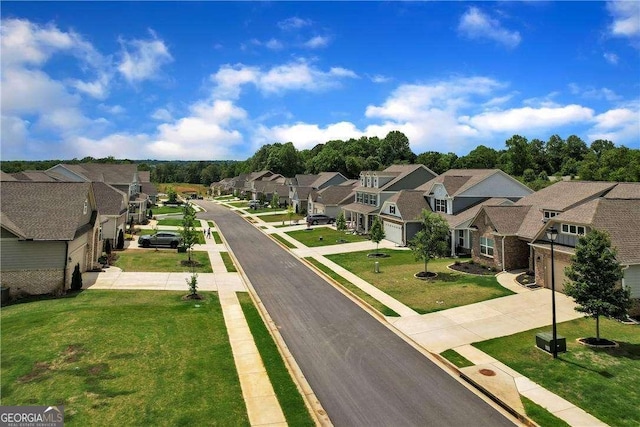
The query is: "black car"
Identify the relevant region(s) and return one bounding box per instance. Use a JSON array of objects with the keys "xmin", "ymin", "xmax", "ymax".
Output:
[
  {"xmin": 306, "ymin": 214, "xmax": 335, "ymax": 225},
  {"xmin": 138, "ymin": 231, "xmax": 183, "ymax": 248}
]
